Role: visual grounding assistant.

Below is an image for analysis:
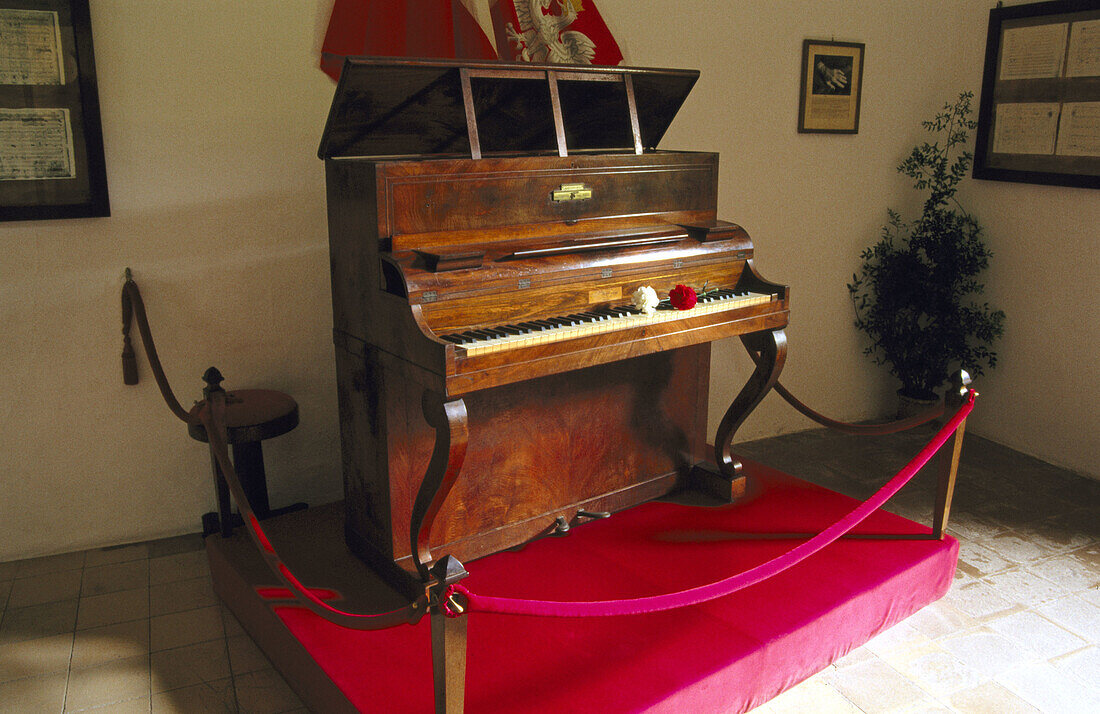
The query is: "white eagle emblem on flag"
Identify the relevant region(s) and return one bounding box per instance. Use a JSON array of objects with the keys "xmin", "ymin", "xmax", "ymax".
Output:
[{"xmin": 506, "ymin": 0, "xmax": 596, "ymax": 64}]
